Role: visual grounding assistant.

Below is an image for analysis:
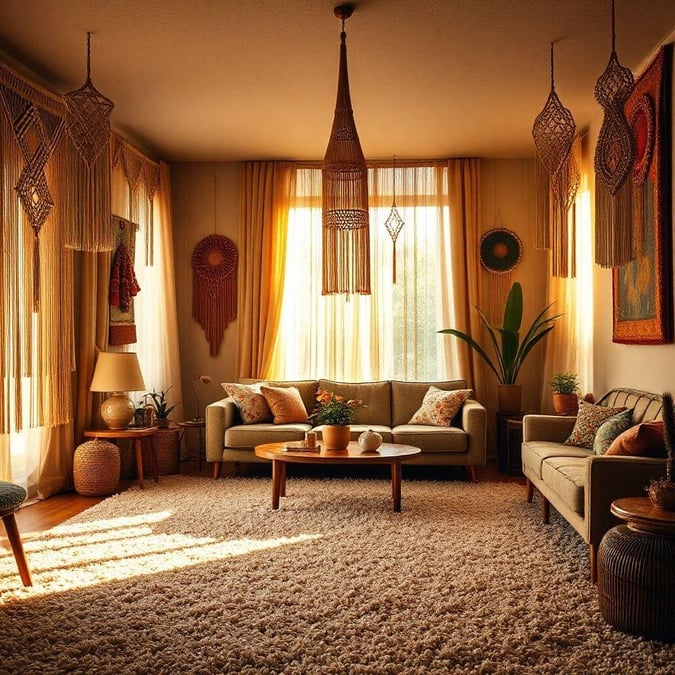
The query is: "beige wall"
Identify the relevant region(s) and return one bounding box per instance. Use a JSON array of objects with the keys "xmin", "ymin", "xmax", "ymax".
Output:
[
  {"xmin": 591, "ymin": 33, "xmax": 675, "ymax": 398},
  {"xmin": 171, "ymin": 162, "xmax": 241, "ymax": 418}
]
